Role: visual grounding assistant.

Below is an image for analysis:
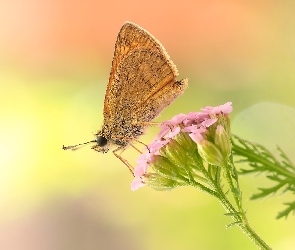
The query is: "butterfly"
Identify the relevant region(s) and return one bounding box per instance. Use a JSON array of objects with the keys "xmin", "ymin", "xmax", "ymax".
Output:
[{"xmin": 63, "ymin": 21, "xmax": 188, "ymax": 172}]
